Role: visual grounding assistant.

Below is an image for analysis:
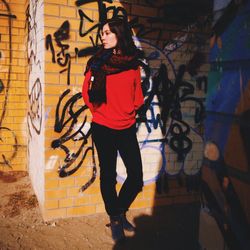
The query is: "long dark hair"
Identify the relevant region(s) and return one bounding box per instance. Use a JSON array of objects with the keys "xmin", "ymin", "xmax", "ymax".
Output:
[{"xmin": 101, "ymin": 18, "xmax": 138, "ymax": 56}]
